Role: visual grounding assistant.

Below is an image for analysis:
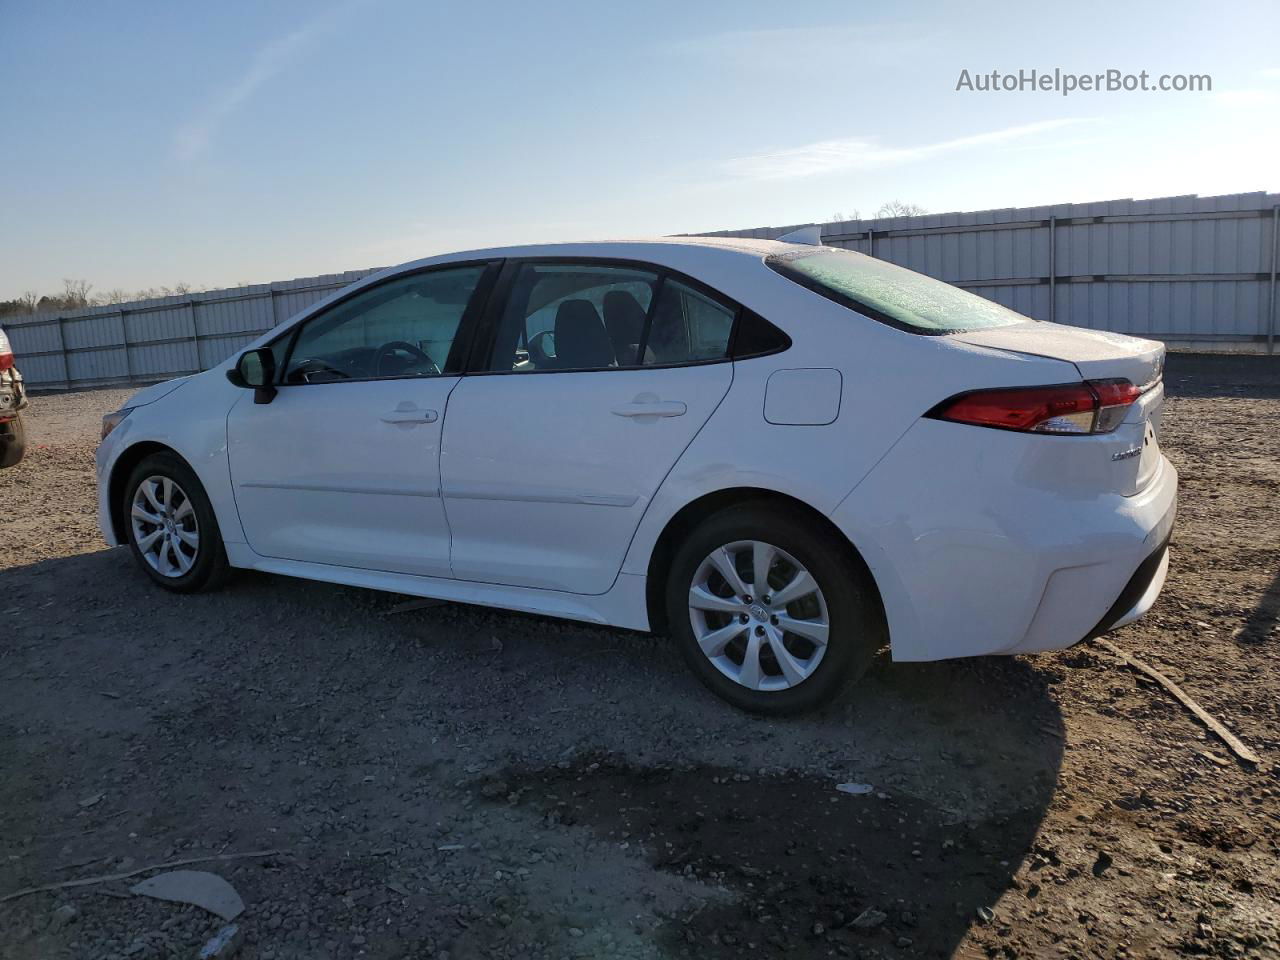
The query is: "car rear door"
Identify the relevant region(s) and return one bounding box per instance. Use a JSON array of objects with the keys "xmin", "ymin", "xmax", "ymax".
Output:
[
  {"xmin": 440, "ymin": 260, "xmax": 736, "ymax": 594},
  {"xmin": 227, "ymin": 262, "xmax": 498, "ymax": 576}
]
